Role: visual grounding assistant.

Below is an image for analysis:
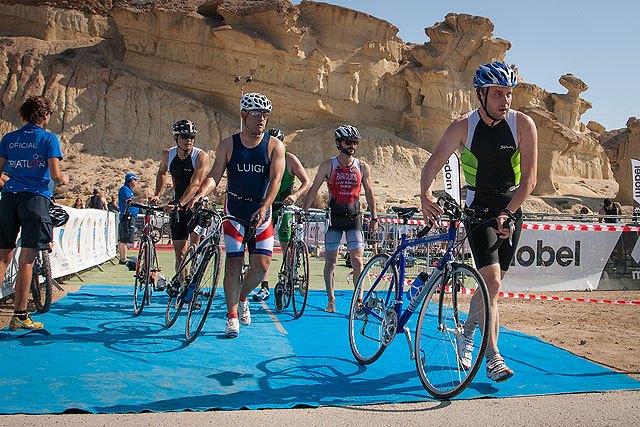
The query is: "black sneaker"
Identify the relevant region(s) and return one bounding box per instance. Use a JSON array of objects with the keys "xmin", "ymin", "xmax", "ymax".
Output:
[{"xmin": 274, "ymin": 282, "xmax": 285, "ymax": 311}]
